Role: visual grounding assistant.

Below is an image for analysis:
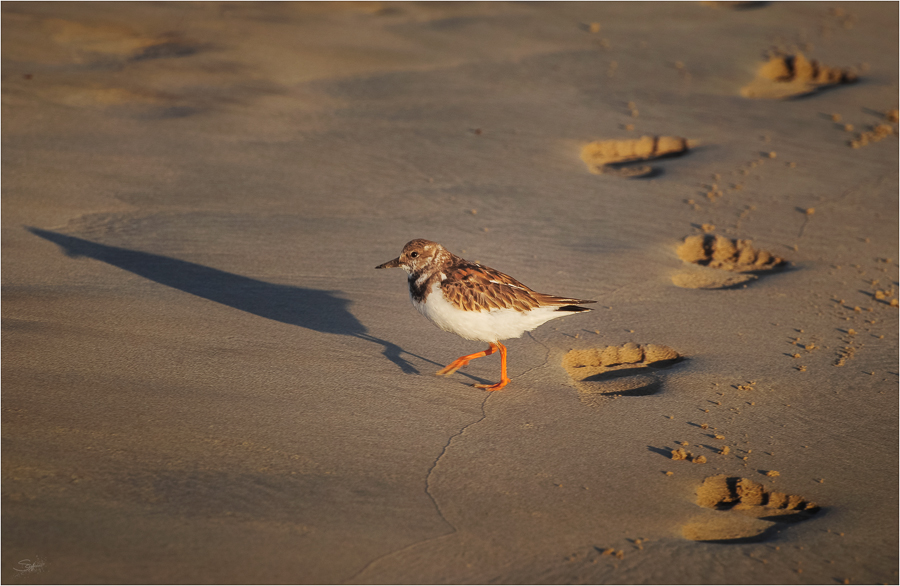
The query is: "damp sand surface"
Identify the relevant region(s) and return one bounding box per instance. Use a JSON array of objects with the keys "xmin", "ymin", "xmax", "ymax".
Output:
[{"xmin": 2, "ymin": 2, "xmax": 898, "ymax": 584}]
